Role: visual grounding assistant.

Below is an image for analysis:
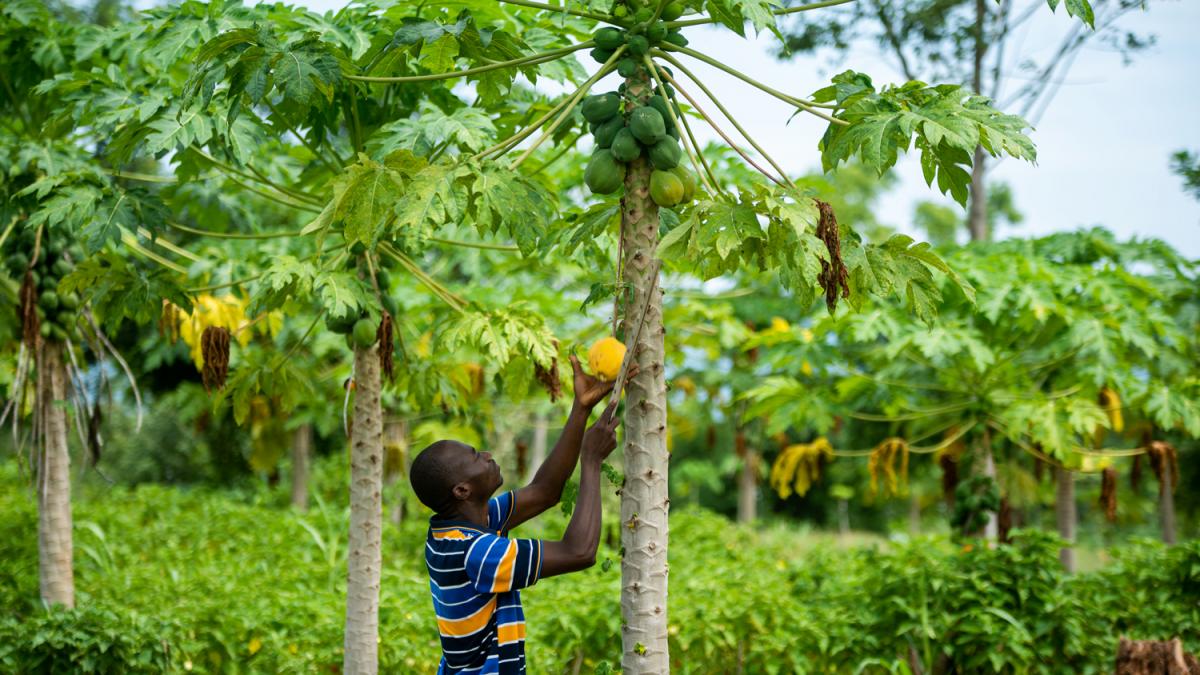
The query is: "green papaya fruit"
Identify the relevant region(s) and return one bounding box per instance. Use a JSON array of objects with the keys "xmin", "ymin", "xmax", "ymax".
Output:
[
  {"xmin": 647, "ymin": 95, "xmax": 674, "ymax": 129},
  {"xmin": 581, "ymin": 93, "xmax": 621, "ymax": 123},
  {"xmin": 661, "ymin": 2, "xmax": 684, "ymax": 20},
  {"xmin": 53, "ymin": 259, "xmax": 71, "ymax": 277},
  {"xmin": 616, "ymin": 58, "xmax": 640, "ymax": 78},
  {"xmin": 610, "ymin": 129, "xmax": 642, "ymax": 162},
  {"xmin": 40, "ymin": 322, "xmax": 52, "ymax": 339},
  {"xmin": 668, "ymin": 127, "xmax": 680, "ymax": 141},
  {"xmin": 68, "ymin": 243, "xmax": 84, "ymax": 260},
  {"xmin": 584, "ymin": 149, "xmax": 626, "ymax": 195},
  {"xmin": 647, "ymin": 24, "xmax": 668, "ymax": 42},
  {"xmin": 47, "ymin": 238, "xmax": 64, "ymax": 256},
  {"xmin": 352, "ymin": 318, "xmax": 377, "ymax": 348},
  {"xmin": 52, "ymin": 324, "xmax": 68, "ymax": 341},
  {"xmin": 627, "ymin": 35, "xmax": 650, "ymax": 57},
  {"xmin": 593, "ymin": 116, "xmax": 624, "ymax": 149},
  {"xmin": 664, "ymin": 31, "xmax": 689, "ymax": 47},
  {"xmin": 649, "ymin": 169, "xmax": 684, "ymax": 207},
  {"xmin": 594, "ymin": 27, "xmax": 625, "ymax": 50},
  {"xmin": 326, "ymin": 312, "xmax": 357, "ymax": 335},
  {"xmin": 375, "ymin": 269, "xmax": 391, "ymax": 289},
  {"xmin": 649, "ymin": 136, "xmax": 682, "ymax": 170},
  {"xmin": 59, "ymin": 292, "xmax": 79, "ymax": 311},
  {"xmin": 629, "ymin": 106, "xmax": 666, "ymax": 144},
  {"xmin": 590, "ymin": 47, "xmax": 615, "ymax": 64},
  {"xmin": 634, "ymin": 7, "xmax": 653, "ymax": 22},
  {"xmin": 669, "ymin": 166, "xmax": 695, "ymax": 202},
  {"xmin": 7, "ymin": 252, "xmax": 28, "ymax": 273},
  {"xmin": 613, "ymin": 4, "xmax": 628, "ymax": 17},
  {"xmin": 39, "ymin": 290, "xmax": 59, "ymax": 311},
  {"xmin": 381, "ymin": 293, "xmax": 398, "ymax": 317}
]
